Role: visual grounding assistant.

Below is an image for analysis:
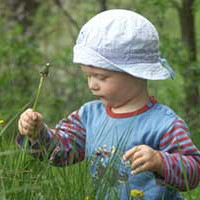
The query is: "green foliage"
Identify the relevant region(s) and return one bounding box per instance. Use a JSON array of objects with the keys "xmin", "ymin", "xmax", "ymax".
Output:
[
  {"xmin": 0, "ymin": 1, "xmax": 199, "ymax": 199},
  {"xmin": 0, "ymin": 18, "xmax": 41, "ymax": 120}
]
